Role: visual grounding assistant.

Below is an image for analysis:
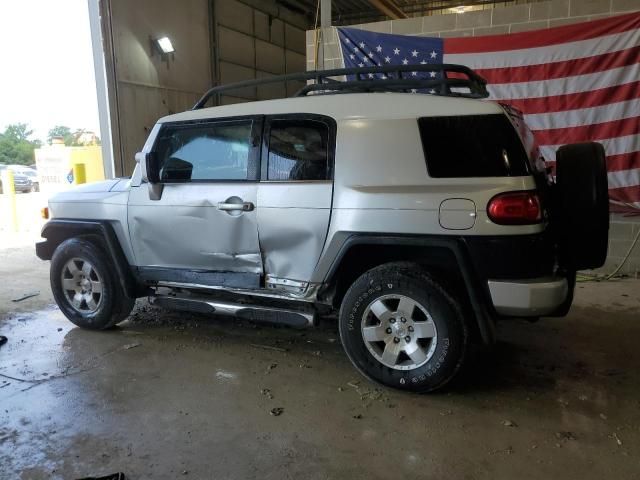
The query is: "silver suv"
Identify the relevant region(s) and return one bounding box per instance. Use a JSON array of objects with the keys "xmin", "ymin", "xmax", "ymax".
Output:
[{"xmin": 36, "ymin": 65, "xmax": 609, "ymax": 392}]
